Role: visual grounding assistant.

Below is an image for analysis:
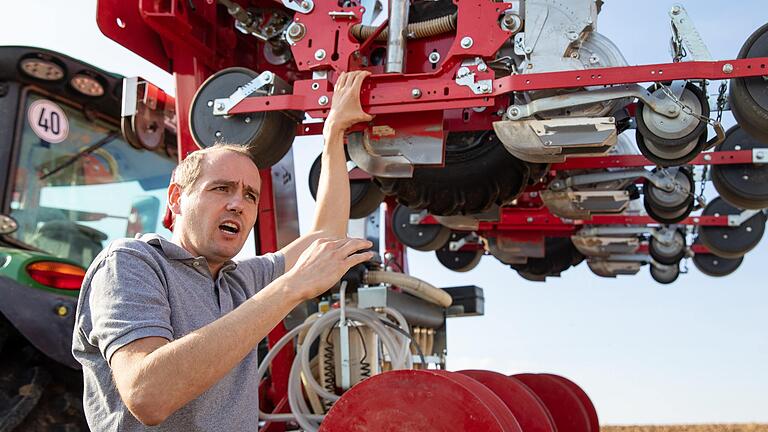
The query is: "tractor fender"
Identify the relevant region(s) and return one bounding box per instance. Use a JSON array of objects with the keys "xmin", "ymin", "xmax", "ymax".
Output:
[{"xmin": 0, "ymin": 275, "xmax": 80, "ymax": 370}]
